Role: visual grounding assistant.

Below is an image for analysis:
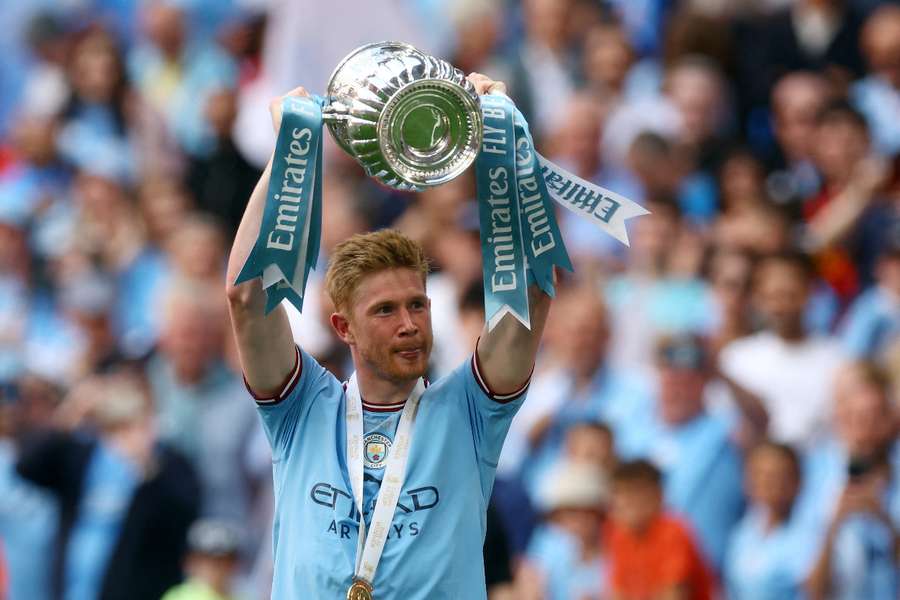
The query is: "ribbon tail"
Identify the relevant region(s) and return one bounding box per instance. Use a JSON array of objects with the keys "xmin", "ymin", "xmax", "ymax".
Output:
[{"xmin": 536, "ymin": 154, "xmax": 649, "ymax": 247}]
